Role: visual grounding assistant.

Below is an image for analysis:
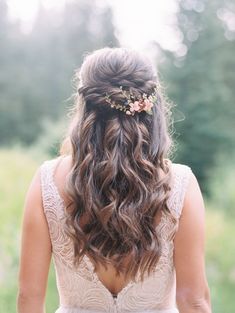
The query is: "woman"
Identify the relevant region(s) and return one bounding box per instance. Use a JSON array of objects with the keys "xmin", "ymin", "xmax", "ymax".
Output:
[{"xmin": 17, "ymin": 47, "xmax": 211, "ymax": 313}]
